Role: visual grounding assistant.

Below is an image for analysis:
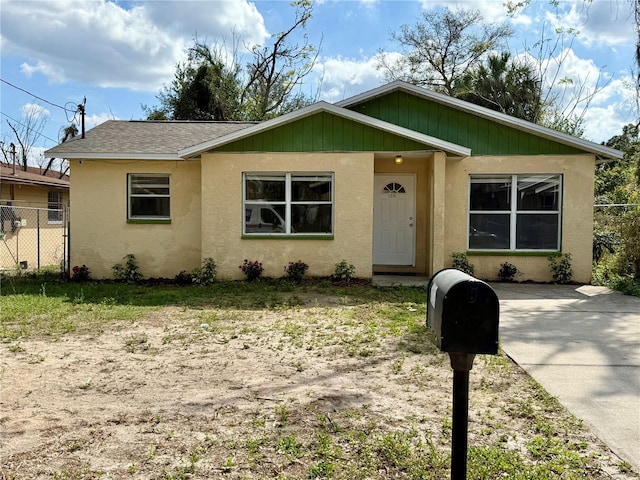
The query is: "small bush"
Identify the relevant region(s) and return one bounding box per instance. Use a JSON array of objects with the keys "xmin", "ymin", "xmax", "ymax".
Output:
[
  {"xmin": 333, "ymin": 259, "xmax": 356, "ymax": 283},
  {"xmin": 284, "ymin": 260, "xmax": 309, "ymax": 283},
  {"xmin": 192, "ymin": 257, "xmax": 217, "ymax": 285},
  {"xmin": 452, "ymin": 252, "xmax": 474, "ymax": 275},
  {"xmin": 498, "ymin": 262, "xmax": 519, "ymax": 282},
  {"xmin": 548, "ymin": 254, "xmax": 573, "ymax": 284},
  {"xmin": 239, "ymin": 259, "xmax": 263, "ymax": 281},
  {"xmin": 70, "ymin": 264, "xmax": 91, "ymax": 282},
  {"xmin": 175, "ymin": 270, "xmax": 193, "ymax": 286},
  {"xmin": 112, "ymin": 254, "xmax": 143, "ymax": 283}
]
